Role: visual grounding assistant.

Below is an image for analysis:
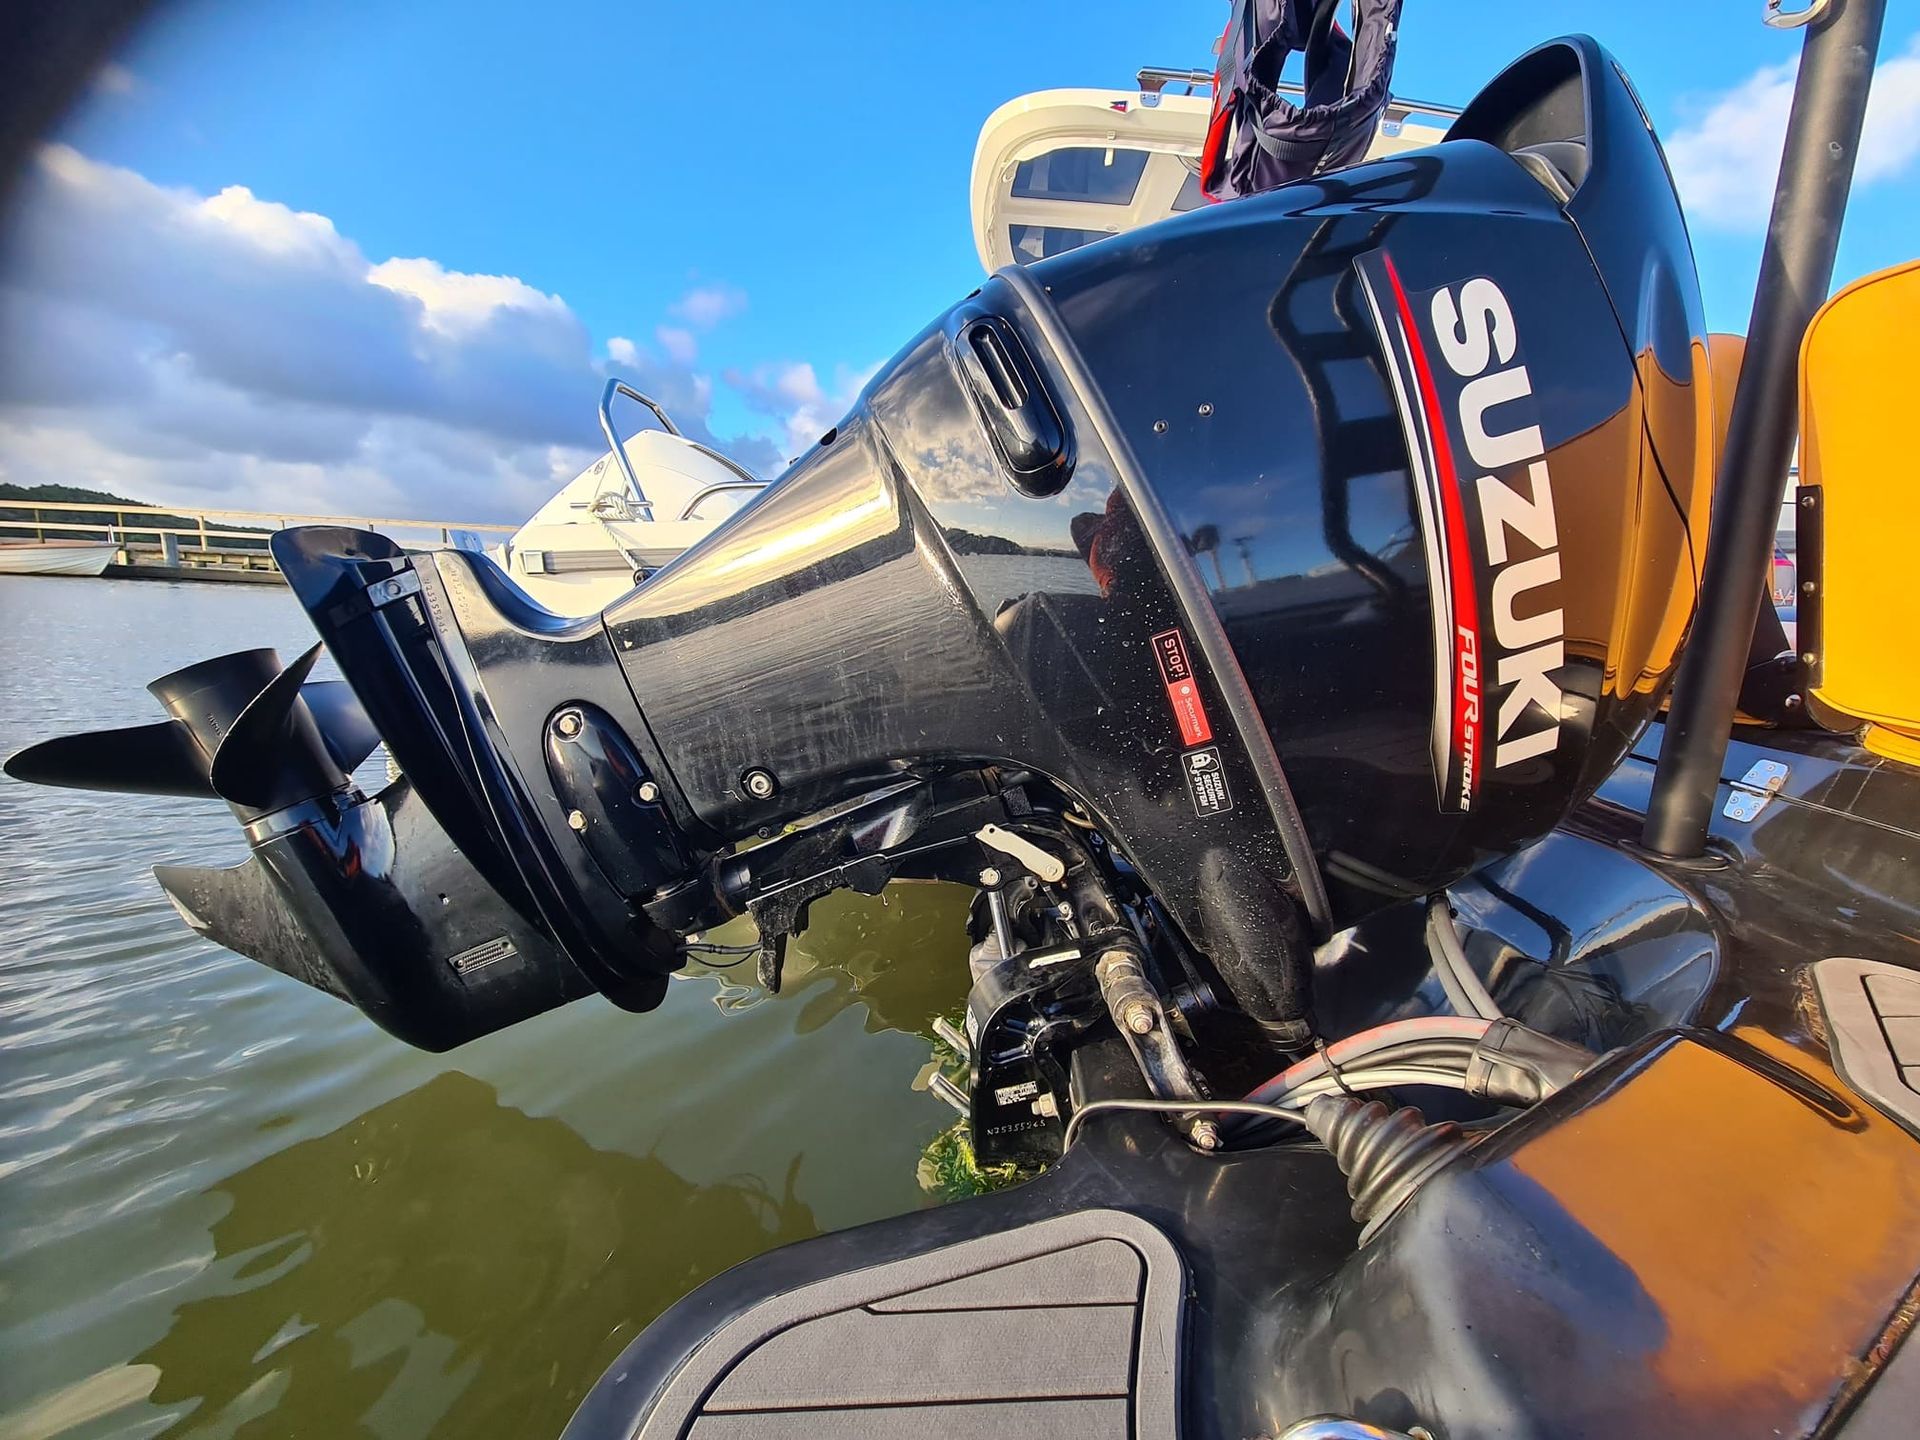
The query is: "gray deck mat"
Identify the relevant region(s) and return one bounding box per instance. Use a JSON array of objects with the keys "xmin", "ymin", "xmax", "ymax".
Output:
[
  {"xmin": 633, "ymin": 1208, "xmax": 1184, "ymax": 1440},
  {"xmin": 1812, "ymin": 957, "xmax": 1920, "ymax": 1139}
]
